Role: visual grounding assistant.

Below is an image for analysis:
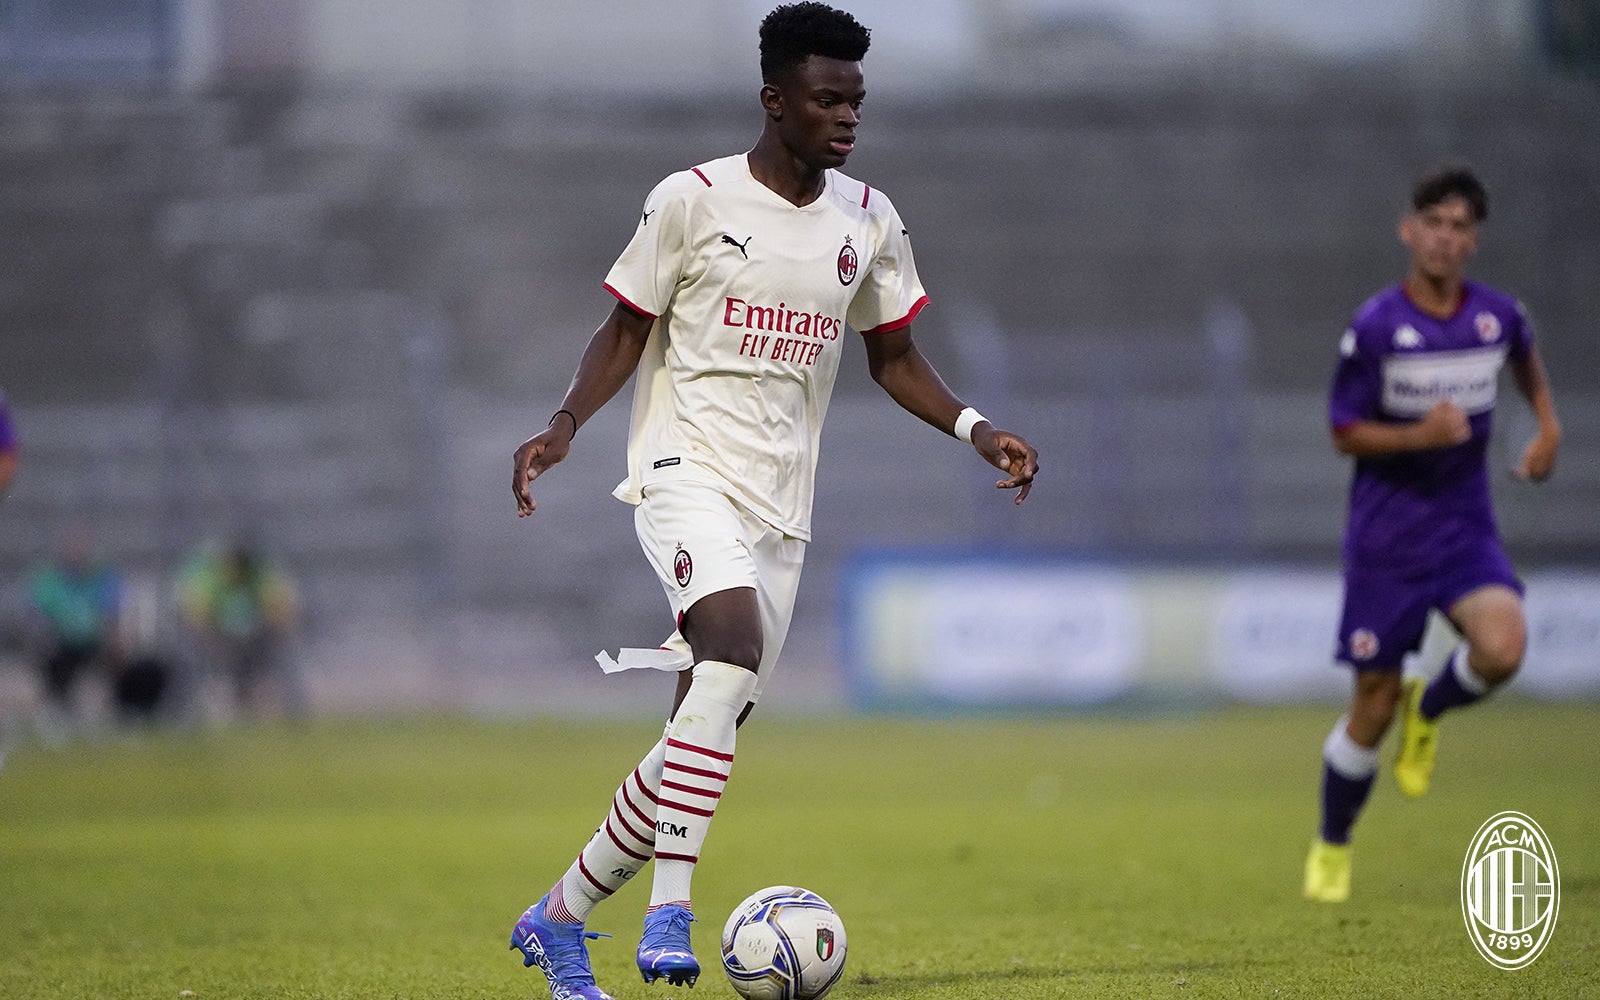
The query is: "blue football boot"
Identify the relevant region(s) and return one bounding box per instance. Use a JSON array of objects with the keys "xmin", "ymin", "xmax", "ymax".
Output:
[
  {"xmin": 637, "ymin": 904, "xmax": 699, "ymax": 987},
  {"xmin": 510, "ymin": 894, "xmax": 615, "ymax": 1000}
]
